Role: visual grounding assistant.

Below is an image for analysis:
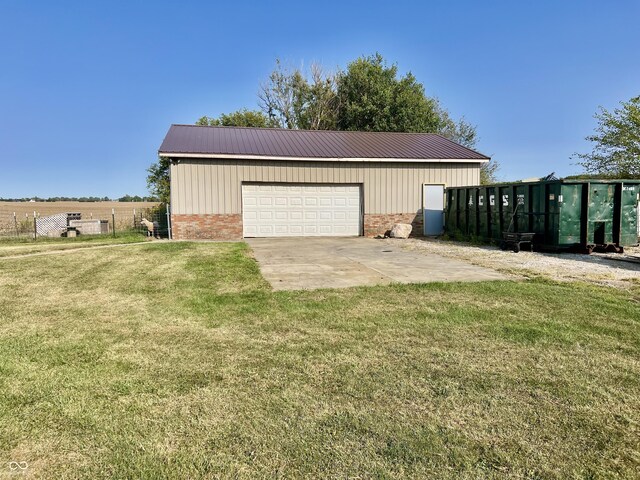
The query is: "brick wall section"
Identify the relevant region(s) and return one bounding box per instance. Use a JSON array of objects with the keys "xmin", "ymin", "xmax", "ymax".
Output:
[
  {"xmin": 171, "ymin": 214, "xmax": 242, "ymax": 240},
  {"xmin": 364, "ymin": 213, "xmax": 424, "ymax": 237},
  {"xmin": 171, "ymin": 212, "xmax": 424, "ymax": 240}
]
